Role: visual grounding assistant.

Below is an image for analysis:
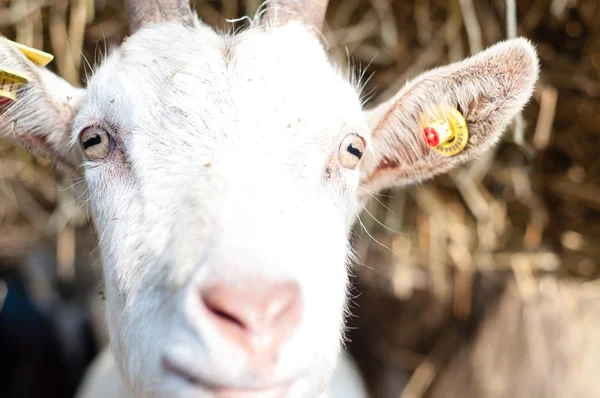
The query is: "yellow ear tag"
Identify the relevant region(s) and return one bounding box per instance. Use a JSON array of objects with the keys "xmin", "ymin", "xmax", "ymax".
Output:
[
  {"xmin": 0, "ymin": 68, "xmax": 31, "ymax": 103},
  {"xmin": 6, "ymin": 39, "xmax": 54, "ymax": 67},
  {"xmin": 420, "ymin": 104, "xmax": 468, "ymax": 157}
]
